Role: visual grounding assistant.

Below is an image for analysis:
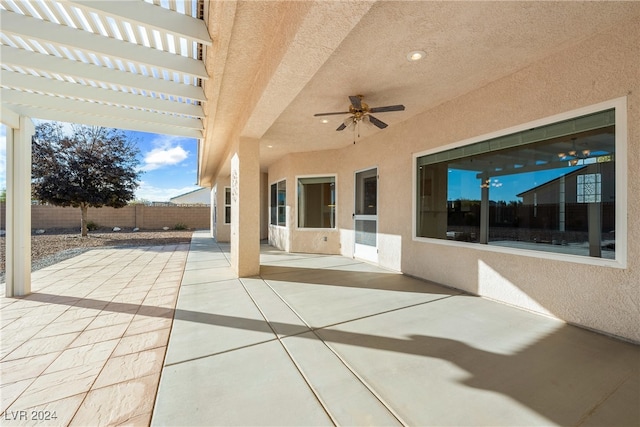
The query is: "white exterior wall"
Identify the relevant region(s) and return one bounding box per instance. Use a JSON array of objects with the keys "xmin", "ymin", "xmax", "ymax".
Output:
[
  {"xmin": 170, "ymin": 187, "xmax": 211, "ymax": 205},
  {"xmin": 268, "ymin": 18, "xmax": 640, "ymax": 342}
]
